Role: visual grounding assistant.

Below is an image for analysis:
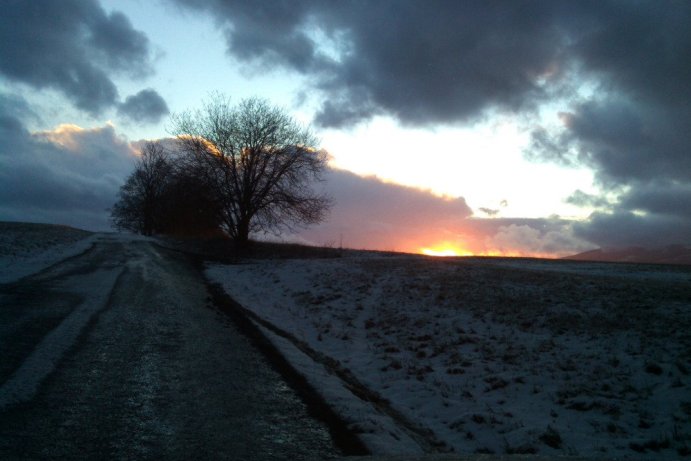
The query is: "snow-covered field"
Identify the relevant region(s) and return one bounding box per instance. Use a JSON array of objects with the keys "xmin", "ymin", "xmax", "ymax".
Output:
[
  {"xmin": 207, "ymin": 254, "xmax": 691, "ymax": 458},
  {"xmin": 0, "ymin": 222, "xmax": 97, "ymax": 283}
]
